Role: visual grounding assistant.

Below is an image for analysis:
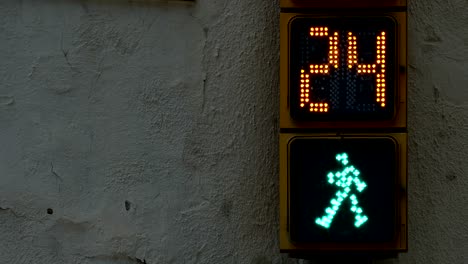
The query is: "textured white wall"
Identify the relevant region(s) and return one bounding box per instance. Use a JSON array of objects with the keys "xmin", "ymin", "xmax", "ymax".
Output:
[{"xmin": 0, "ymin": 0, "xmax": 467, "ymax": 263}]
